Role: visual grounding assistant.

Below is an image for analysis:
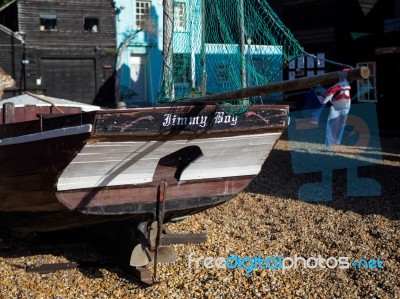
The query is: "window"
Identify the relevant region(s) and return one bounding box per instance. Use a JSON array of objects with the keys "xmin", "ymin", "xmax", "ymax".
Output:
[
  {"xmin": 84, "ymin": 17, "xmax": 99, "ymax": 32},
  {"xmin": 217, "ymin": 64, "xmax": 230, "ymax": 83},
  {"xmin": 136, "ymin": 1, "xmax": 151, "ymax": 29},
  {"xmin": 357, "ymin": 62, "xmax": 377, "ymax": 102},
  {"xmin": 173, "ymin": 54, "xmax": 191, "ymax": 84},
  {"xmin": 174, "ymin": 2, "xmax": 186, "ymax": 31},
  {"xmin": 384, "ymin": 18, "xmax": 400, "ymax": 33},
  {"xmin": 288, "ymin": 52, "xmax": 326, "ymax": 80},
  {"xmin": 40, "ymin": 14, "xmax": 57, "ymax": 31}
]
